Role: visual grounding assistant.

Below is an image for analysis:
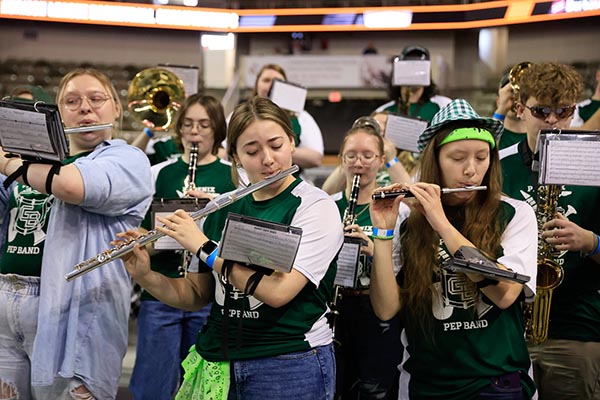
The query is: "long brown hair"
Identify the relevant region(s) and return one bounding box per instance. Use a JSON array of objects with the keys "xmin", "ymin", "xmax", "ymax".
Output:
[
  {"xmin": 227, "ymin": 97, "xmax": 294, "ymax": 186},
  {"xmin": 400, "ymin": 120, "xmax": 503, "ymax": 335}
]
